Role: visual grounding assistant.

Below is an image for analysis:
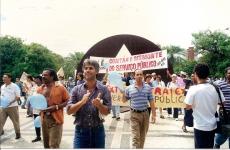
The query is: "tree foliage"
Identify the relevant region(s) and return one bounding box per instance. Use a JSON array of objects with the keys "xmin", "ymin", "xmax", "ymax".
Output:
[
  {"xmin": 0, "ymin": 36, "xmax": 64, "ymax": 82},
  {"xmin": 174, "ymin": 60, "xmax": 197, "ymax": 76},
  {"xmin": 162, "ymin": 45, "xmax": 187, "ymax": 74},
  {"xmin": 0, "ymin": 36, "xmax": 27, "ymax": 81},
  {"xmin": 62, "ymin": 52, "xmax": 84, "ymax": 78},
  {"xmin": 24, "ymin": 43, "xmax": 62, "ymax": 75},
  {"xmin": 192, "ymin": 30, "xmax": 230, "ymax": 77}
]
